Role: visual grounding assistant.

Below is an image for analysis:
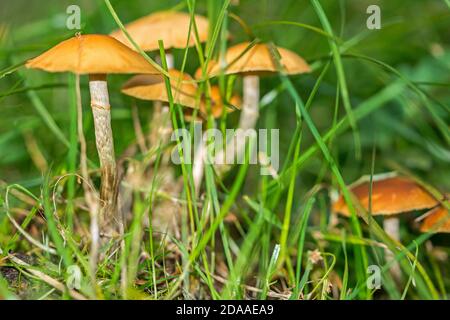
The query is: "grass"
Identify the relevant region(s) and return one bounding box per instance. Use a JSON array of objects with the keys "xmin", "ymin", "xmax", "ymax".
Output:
[{"xmin": 0, "ymin": 0, "xmax": 449, "ymax": 300}]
